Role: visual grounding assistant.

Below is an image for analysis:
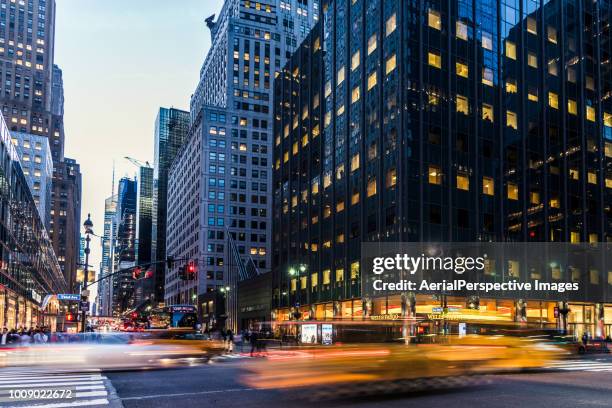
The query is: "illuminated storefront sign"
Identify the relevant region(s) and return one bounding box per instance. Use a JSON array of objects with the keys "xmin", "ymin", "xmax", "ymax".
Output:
[{"xmin": 371, "ymin": 313, "xmax": 401, "ymax": 321}]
